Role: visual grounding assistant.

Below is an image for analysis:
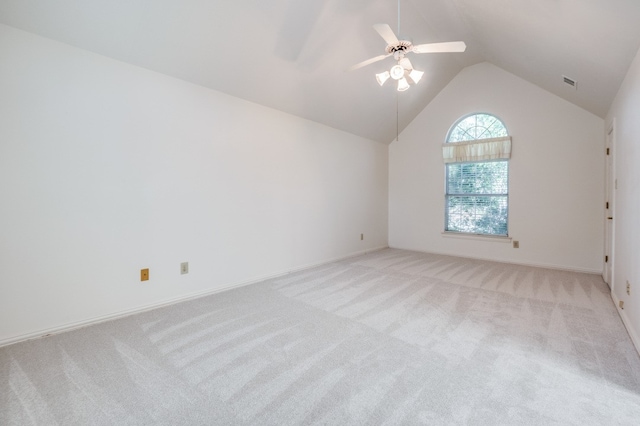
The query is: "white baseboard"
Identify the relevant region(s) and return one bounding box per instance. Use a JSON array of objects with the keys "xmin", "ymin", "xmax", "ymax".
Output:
[
  {"xmin": 0, "ymin": 245, "xmax": 388, "ymax": 348},
  {"xmin": 611, "ymin": 292, "xmax": 640, "ymax": 357},
  {"xmin": 389, "ymin": 246, "xmax": 602, "ymax": 275}
]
